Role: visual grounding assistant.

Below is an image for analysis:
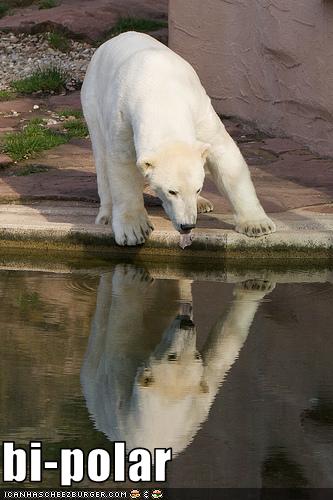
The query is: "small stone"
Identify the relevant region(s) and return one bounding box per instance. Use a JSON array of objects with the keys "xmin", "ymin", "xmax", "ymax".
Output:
[
  {"xmin": 46, "ymin": 118, "xmax": 58, "ymax": 125},
  {"xmin": 33, "ymin": 104, "xmax": 40, "ymax": 109}
]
